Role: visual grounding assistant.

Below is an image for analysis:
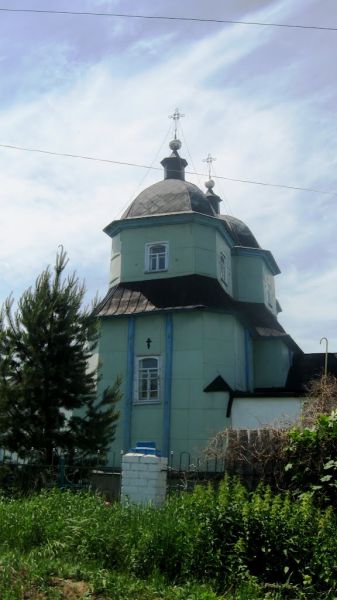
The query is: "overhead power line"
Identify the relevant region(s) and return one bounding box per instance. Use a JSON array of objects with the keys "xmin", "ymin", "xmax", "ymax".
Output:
[
  {"xmin": 0, "ymin": 142, "xmax": 335, "ymax": 197},
  {"xmin": 0, "ymin": 7, "xmax": 336, "ymax": 32}
]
